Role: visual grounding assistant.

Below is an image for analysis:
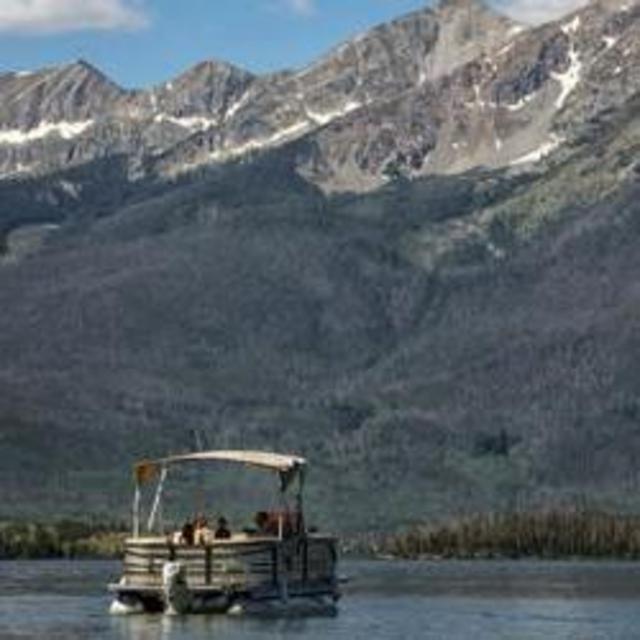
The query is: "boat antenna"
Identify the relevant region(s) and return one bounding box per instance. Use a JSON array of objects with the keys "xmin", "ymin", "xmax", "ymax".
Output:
[{"xmin": 191, "ymin": 428, "xmax": 209, "ymax": 452}]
